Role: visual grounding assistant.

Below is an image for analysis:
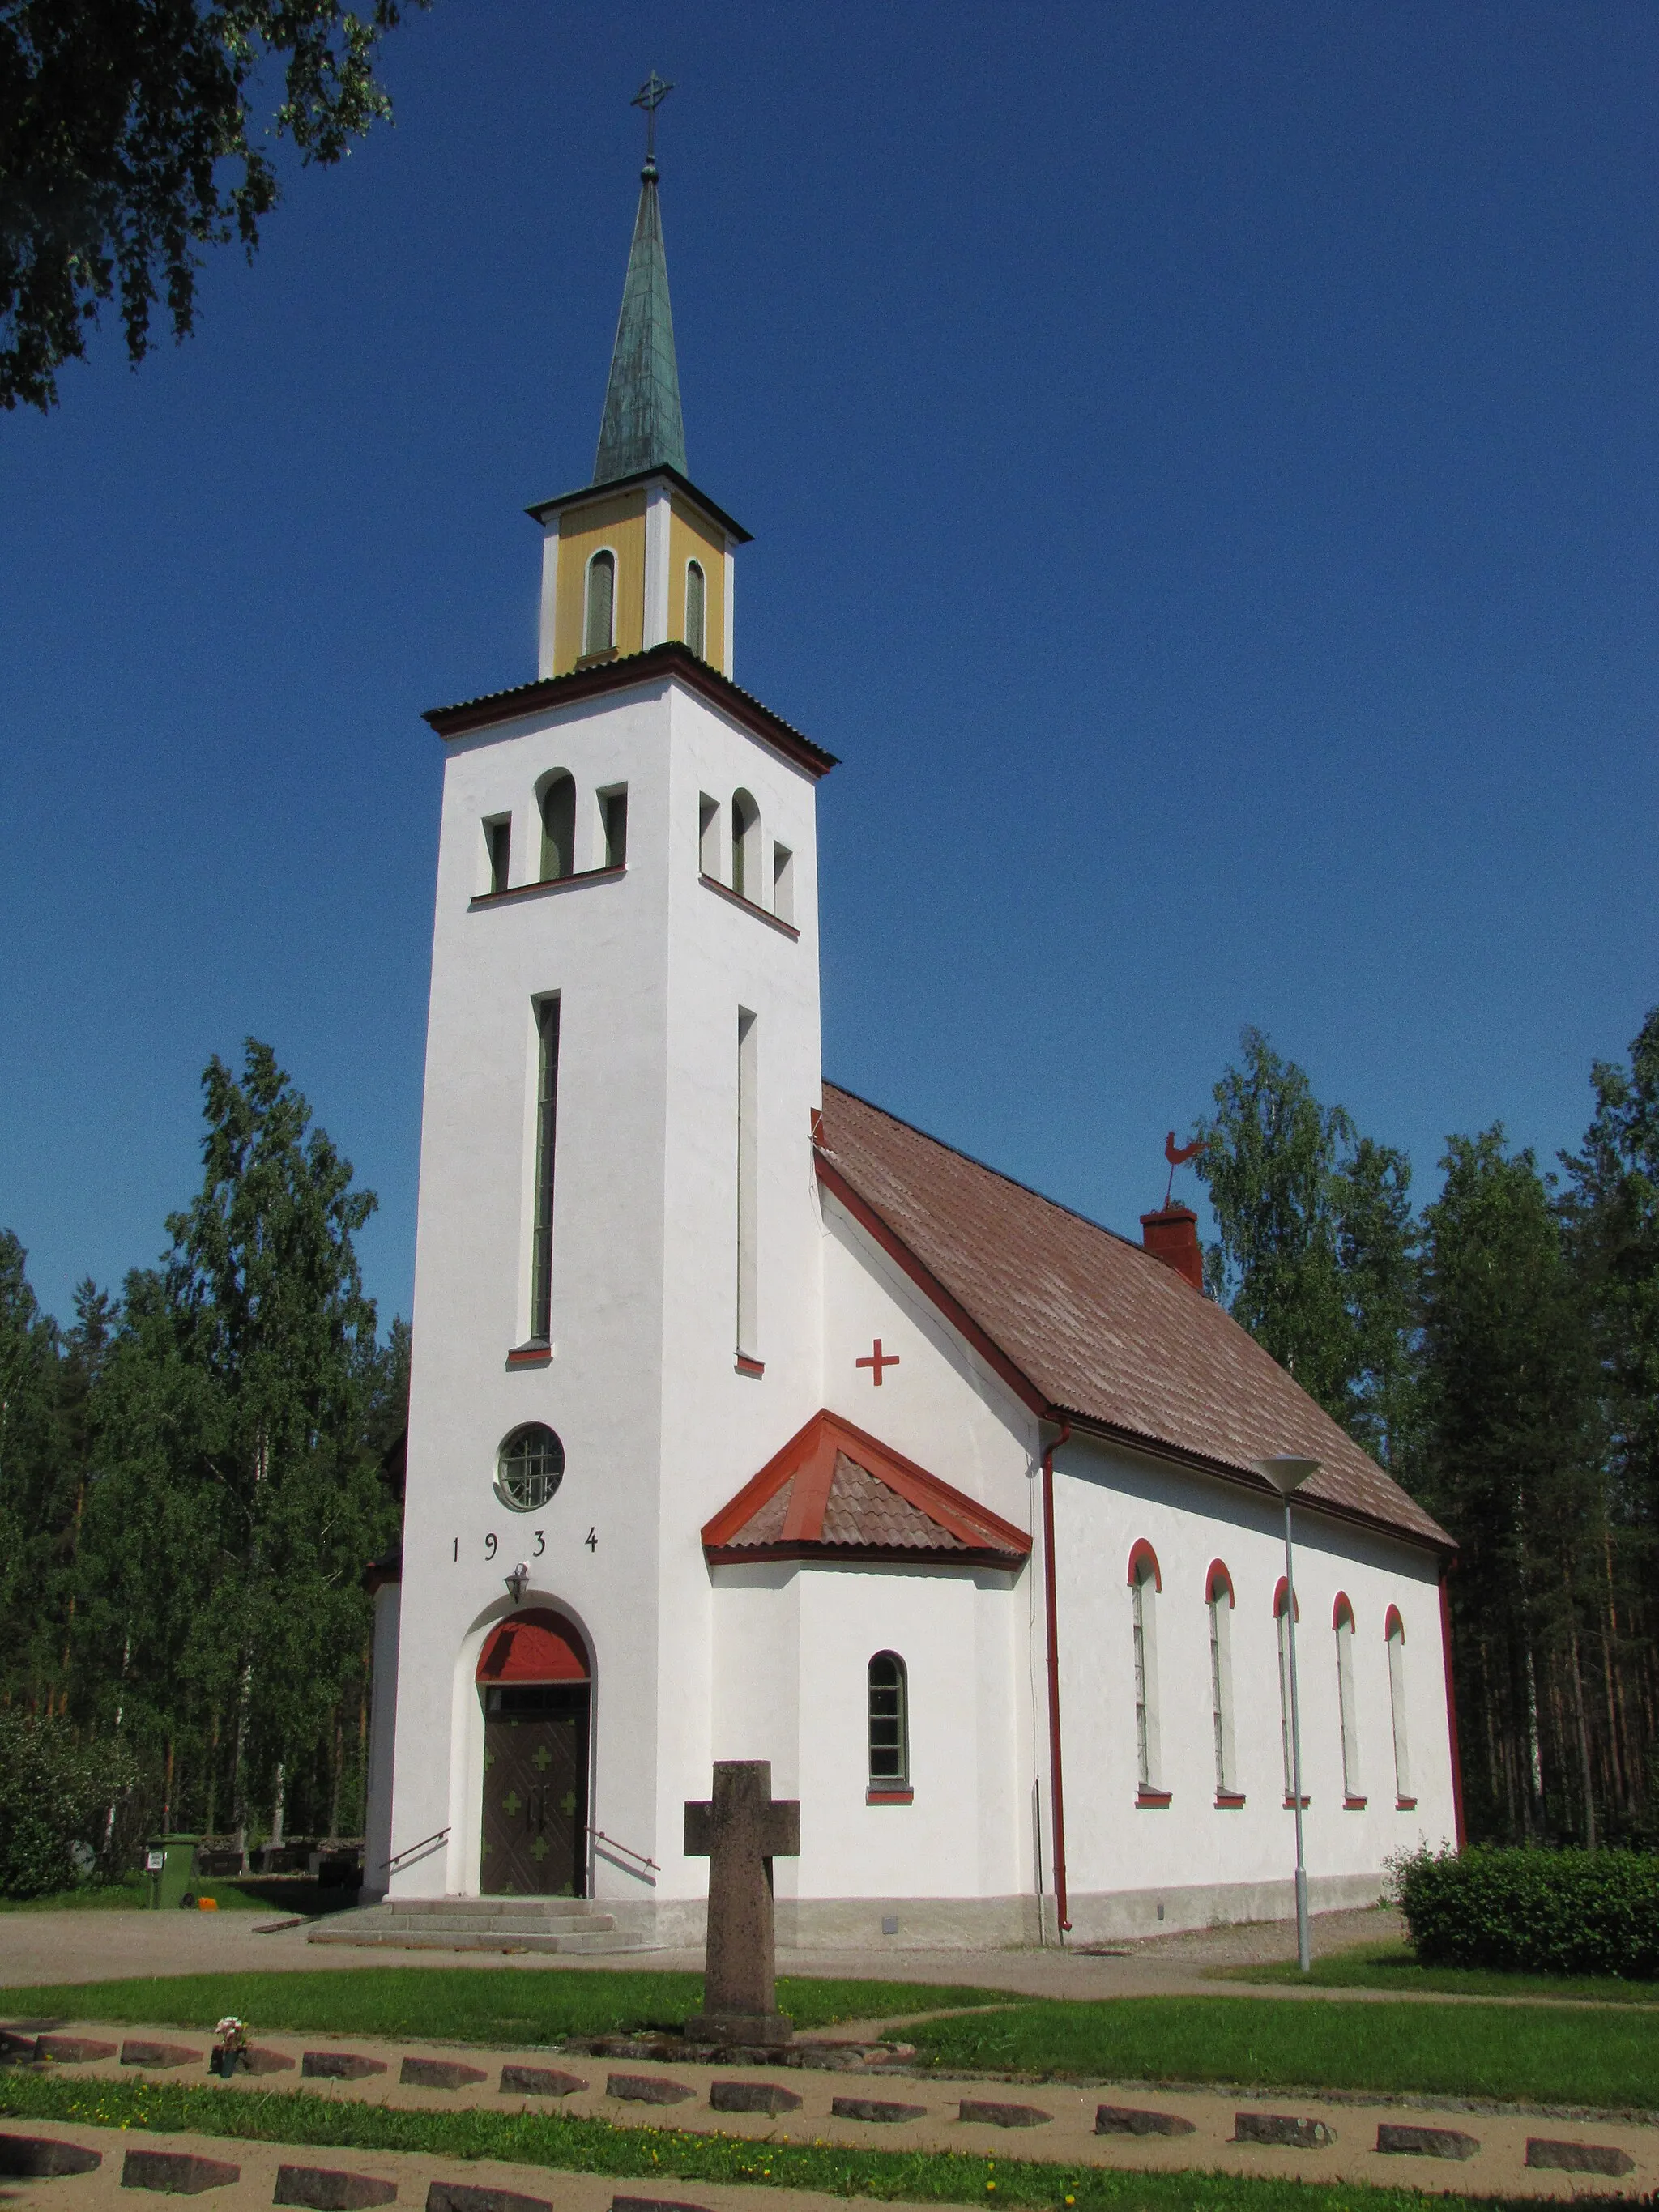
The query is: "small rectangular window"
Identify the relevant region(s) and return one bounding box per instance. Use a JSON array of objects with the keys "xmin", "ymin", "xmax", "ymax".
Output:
[
  {"xmin": 736, "ymin": 1008, "xmax": 757, "ymax": 1357},
  {"xmin": 698, "ymin": 793, "xmax": 720, "ymax": 878},
  {"xmin": 528, "ymin": 997, "xmax": 561, "ymax": 1344},
  {"xmin": 485, "ymin": 816, "xmax": 511, "ymax": 897},
  {"xmin": 601, "ymin": 787, "xmax": 628, "ymax": 870},
  {"xmin": 771, "ymin": 842, "xmax": 794, "ymax": 925}
]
